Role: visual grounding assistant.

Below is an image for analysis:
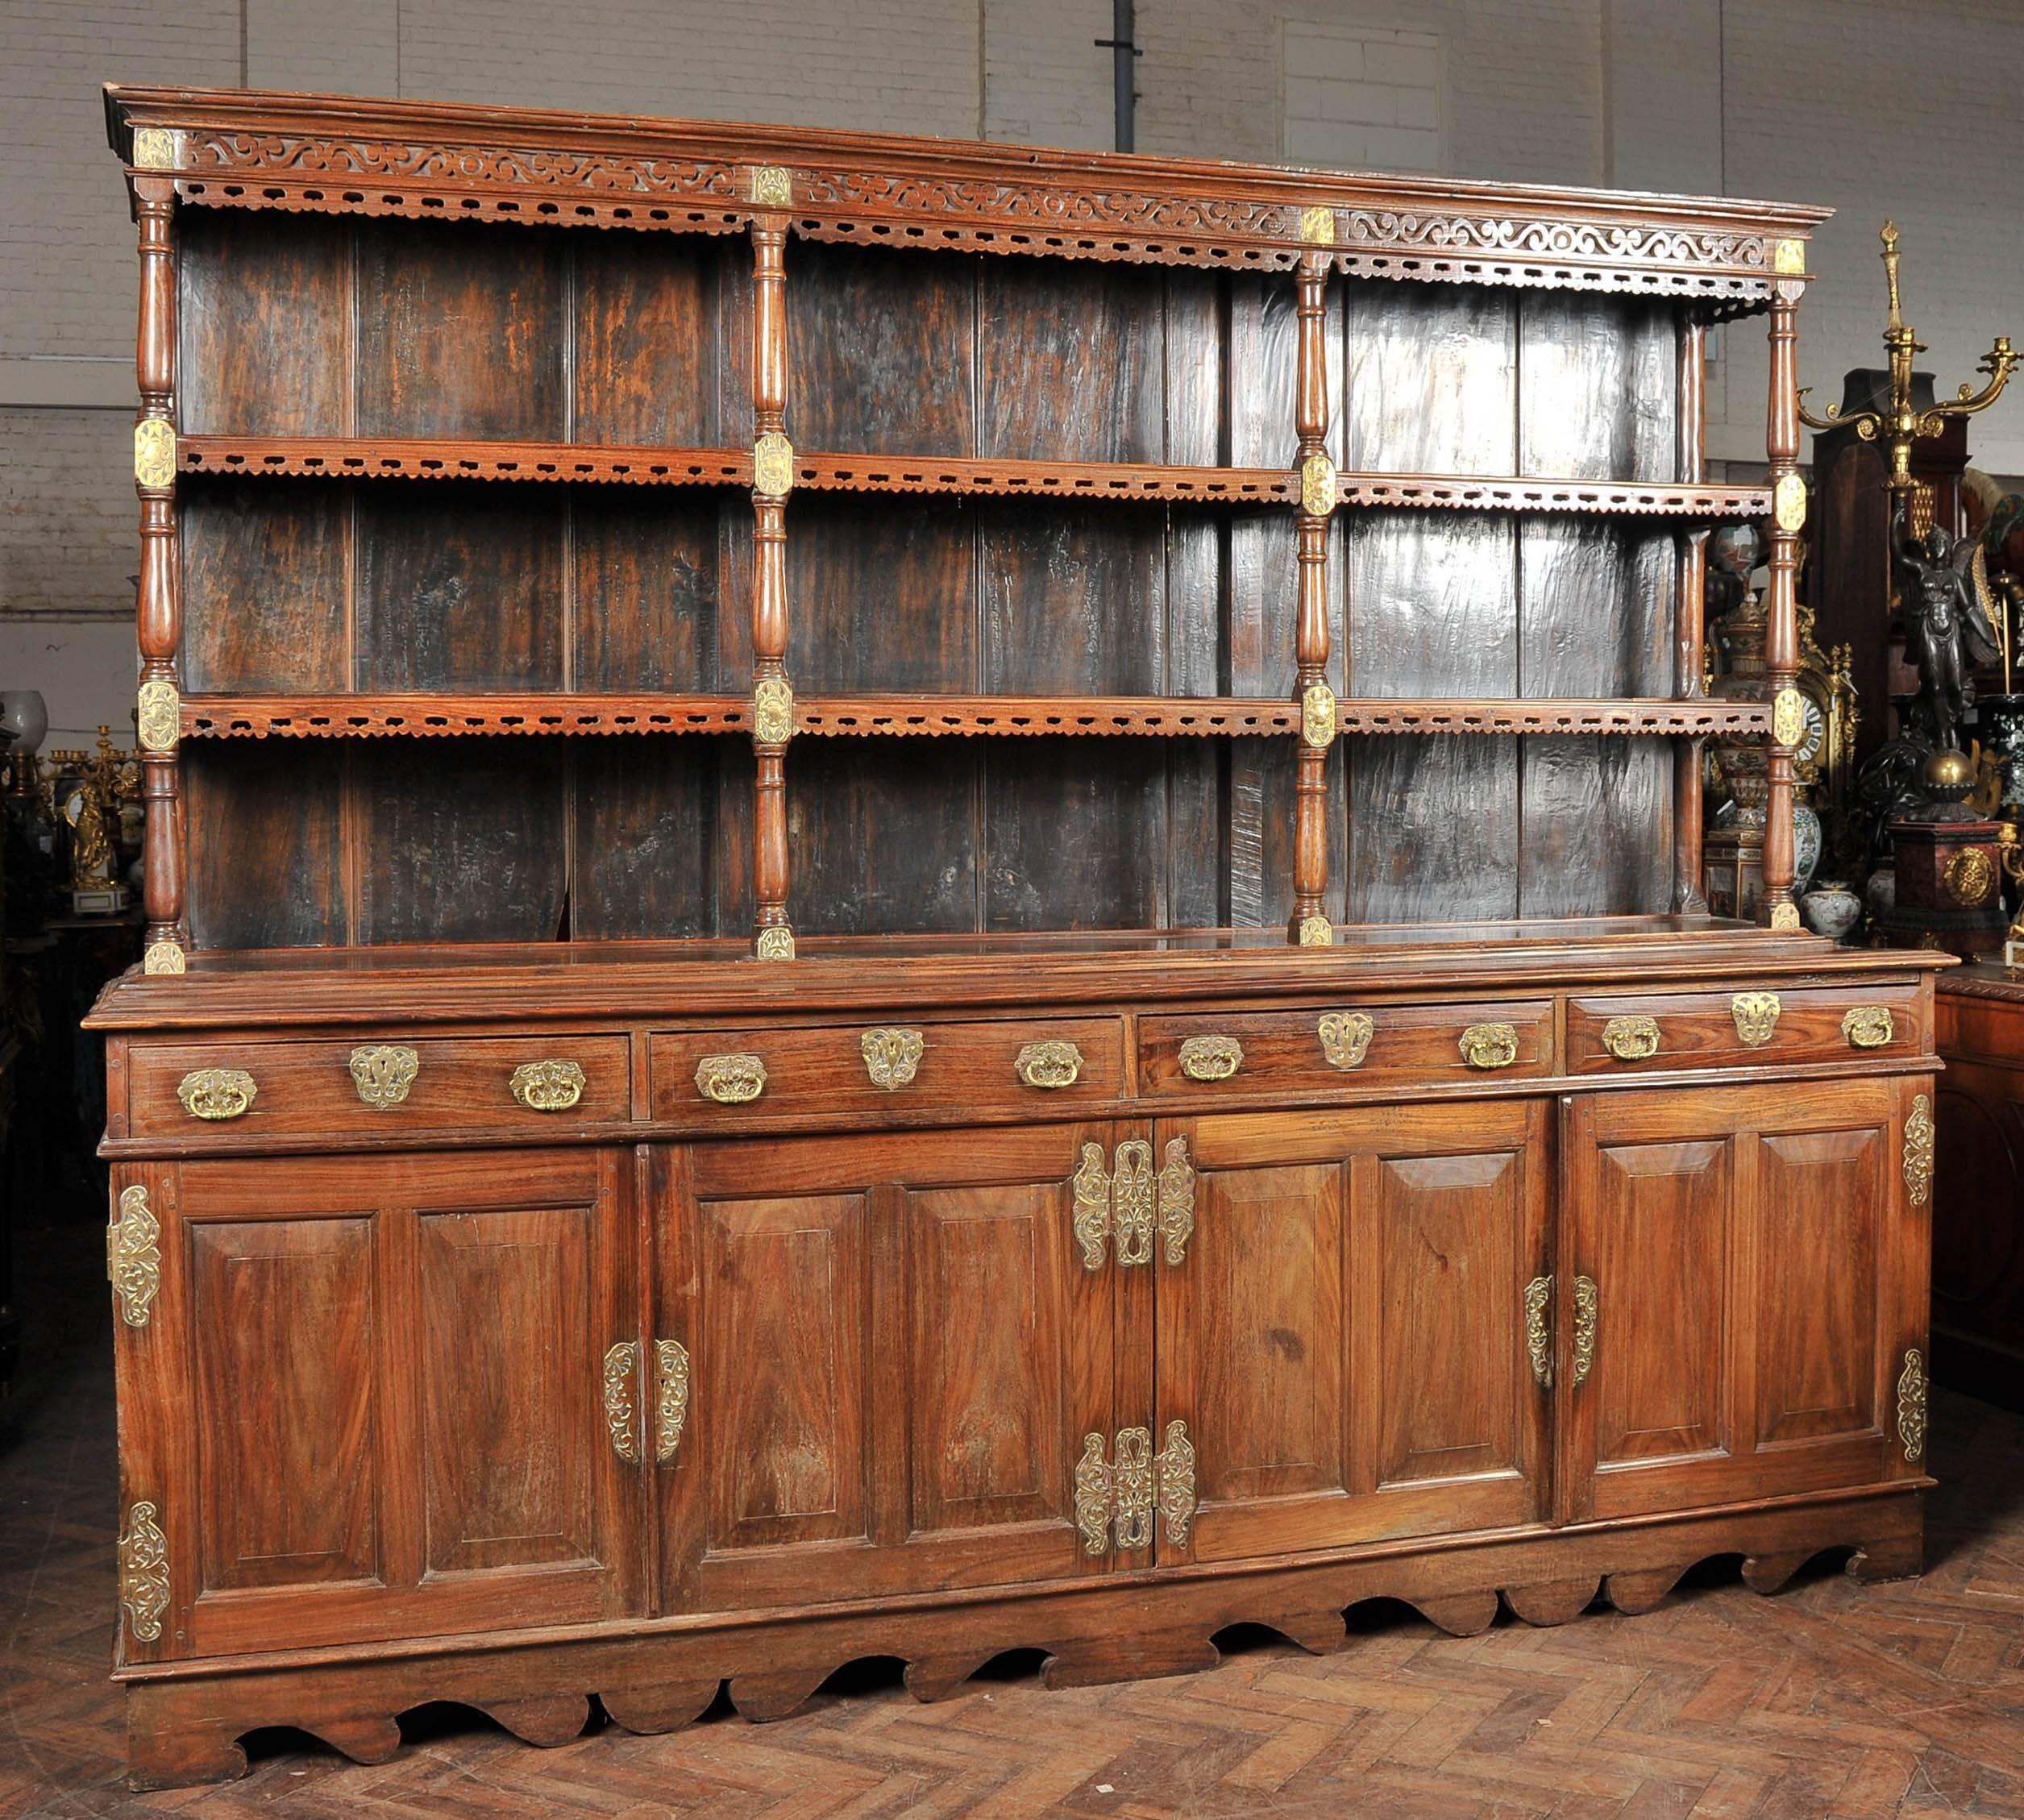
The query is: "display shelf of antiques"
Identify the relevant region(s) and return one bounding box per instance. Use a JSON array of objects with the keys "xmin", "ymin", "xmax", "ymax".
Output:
[{"xmin": 91, "ymin": 86, "xmax": 1946, "ymax": 1789}]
